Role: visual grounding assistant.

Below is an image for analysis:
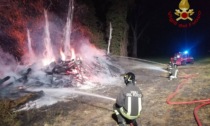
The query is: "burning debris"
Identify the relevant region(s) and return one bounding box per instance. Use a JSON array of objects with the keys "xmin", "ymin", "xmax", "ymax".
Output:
[
  {"xmin": 0, "ymin": 55, "xmax": 123, "ymax": 110},
  {"xmin": 45, "ymin": 58, "xmax": 85, "ymax": 83},
  {"xmin": 0, "ymin": 0, "xmax": 124, "ymax": 110}
]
